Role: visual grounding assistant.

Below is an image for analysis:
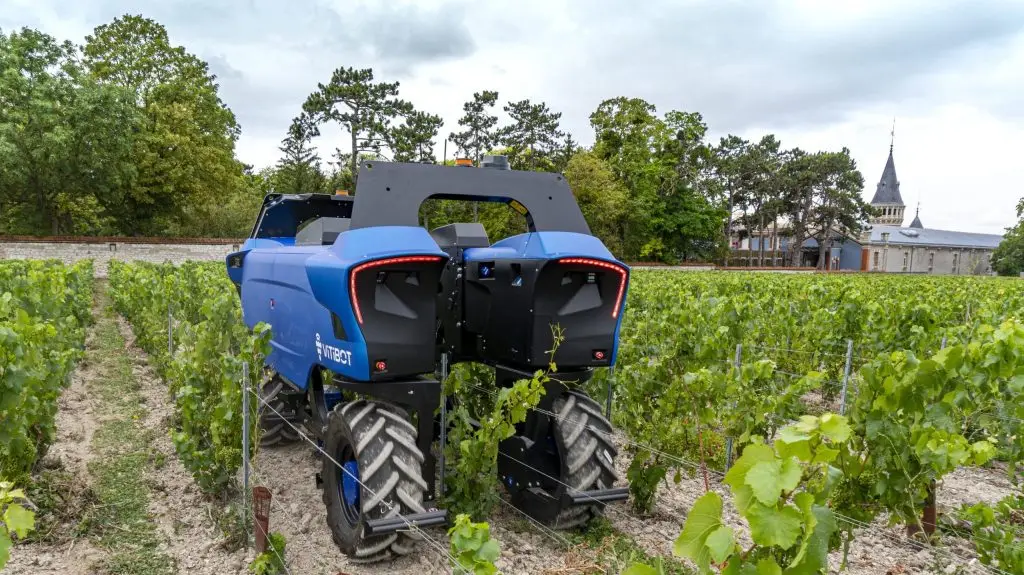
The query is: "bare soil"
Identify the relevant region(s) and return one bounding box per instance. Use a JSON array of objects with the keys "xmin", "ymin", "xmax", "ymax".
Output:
[
  {"xmin": 5, "ymin": 299, "xmax": 107, "ymax": 574},
  {"xmin": 118, "ymin": 315, "xmax": 252, "ymax": 575},
  {"xmin": 251, "ymin": 437, "xmax": 621, "ymax": 575}
]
